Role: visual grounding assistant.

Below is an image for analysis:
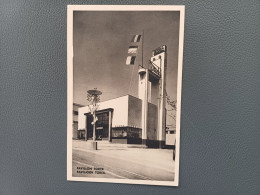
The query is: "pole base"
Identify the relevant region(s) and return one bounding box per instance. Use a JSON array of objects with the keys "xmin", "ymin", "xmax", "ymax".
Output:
[{"xmin": 91, "ymin": 141, "xmax": 97, "ymax": 150}]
